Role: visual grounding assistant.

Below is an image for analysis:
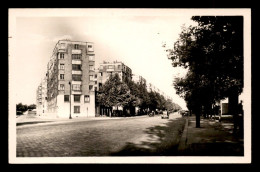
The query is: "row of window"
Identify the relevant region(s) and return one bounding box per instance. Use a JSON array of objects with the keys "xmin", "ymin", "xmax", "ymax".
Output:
[
  {"xmin": 59, "ymin": 74, "xmax": 98, "ymax": 81},
  {"xmin": 99, "ymin": 65, "xmax": 122, "ymax": 70},
  {"xmin": 60, "ymin": 43, "xmax": 93, "ymax": 50},
  {"xmin": 59, "ymin": 84, "xmax": 97, "ymax": 91},
  {"xmin": 59, "ymin": 53, "xmax": 94, "ymax": 60},
  {"xmin": 59, "ymin": 64, "xmax": 94, "ymax": 71},
  {"xmin": 72, "ymin": 54, "xmax": 82, "ymax": 60},
  {"xmin": 64, "ymin": 95, "xmax": 90, "ymax": 103},
  {"xmin": 60, "ymin": 74, "xmax": 82, "ymax": 81},
  {"xmin": 74, "ymin": 44, "xmax": 93, "ymax": 50}
]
